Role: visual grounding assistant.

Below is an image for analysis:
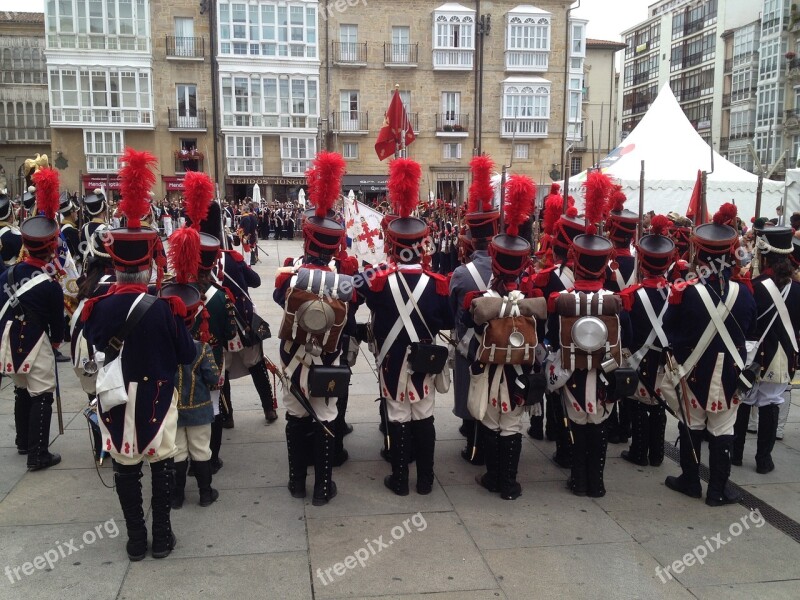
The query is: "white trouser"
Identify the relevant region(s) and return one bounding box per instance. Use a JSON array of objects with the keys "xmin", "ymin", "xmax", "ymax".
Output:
[
  {"xmin": 110, "ymin": 400, "xmax": 179, "ymax": 466},
  {"xmin": 386, "ymin": 395, "xmax": 435, "ymax": 423},
  {"xmin": 482, "ymin": 402, "xmax": 524, "ymax": 436},
  {"xmin": 10, "ymin": 343, "xmax": 56, "ymax": 396},
  {"xmin": 174, "ymin": 424, "xmax": 212, "ymax": 462}
]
